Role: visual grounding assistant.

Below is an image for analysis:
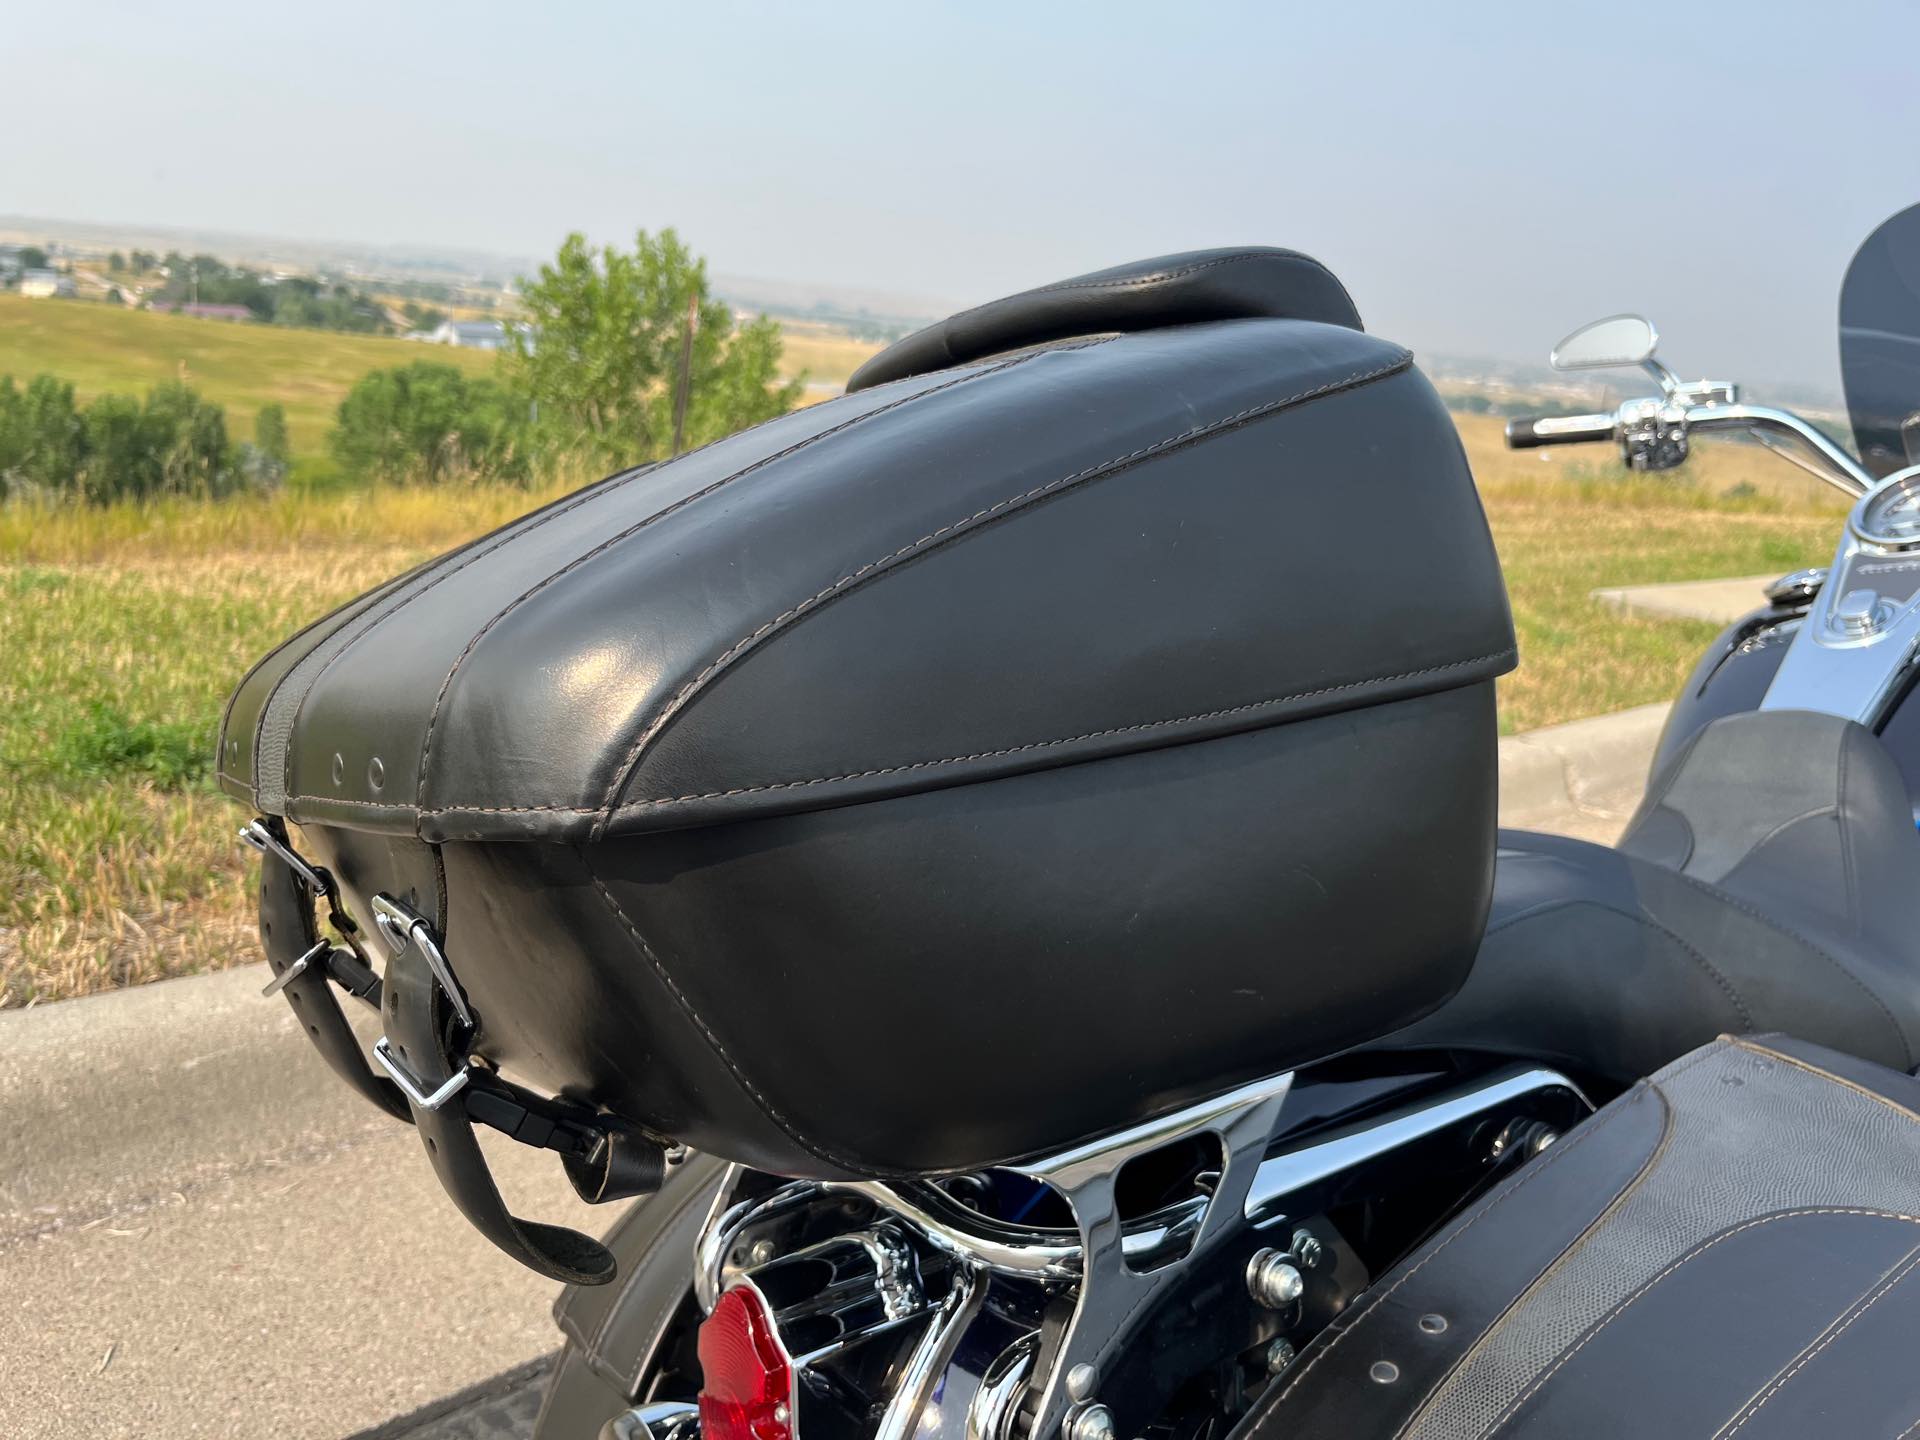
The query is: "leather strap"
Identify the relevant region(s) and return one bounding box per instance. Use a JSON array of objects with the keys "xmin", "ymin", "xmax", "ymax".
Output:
[
  {"xmin": 257, "ymin": 833, "xmax": 412, "ymax": 1125},
  {"xmin": 382, "ymin": 923, "xmax": 618, "ymax": 1286}
]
